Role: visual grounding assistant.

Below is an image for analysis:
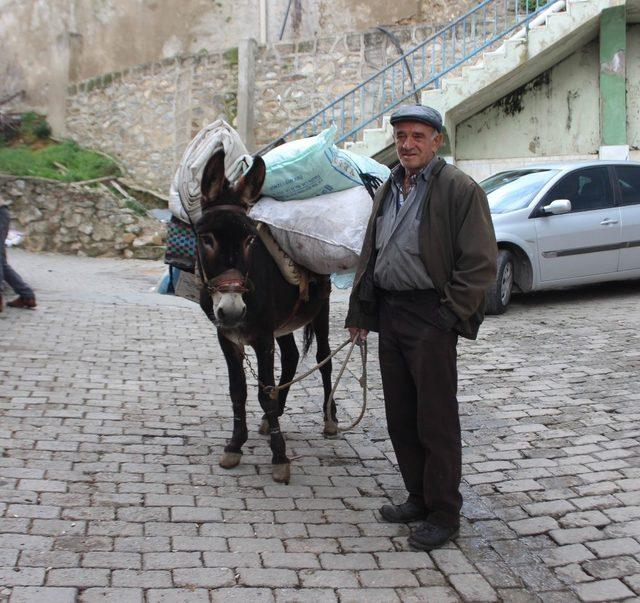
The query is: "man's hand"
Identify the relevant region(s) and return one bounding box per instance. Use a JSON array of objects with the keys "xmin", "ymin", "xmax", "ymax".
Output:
[{"xmin": 348, "ymin": 327, "xmax": 369, "ymax": 343}]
